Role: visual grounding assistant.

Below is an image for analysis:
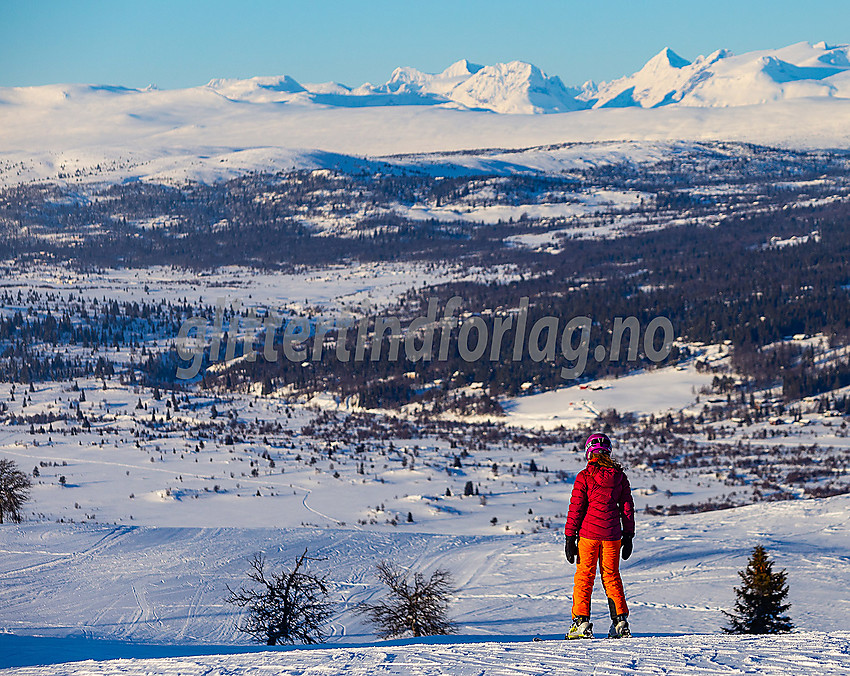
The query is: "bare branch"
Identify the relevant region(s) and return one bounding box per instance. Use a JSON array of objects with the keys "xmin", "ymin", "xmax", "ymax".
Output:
[
  {"xmin": 225, "ymin": 548, "xmax": 334, "ymax": 645},
  {"xmin": 358, "ymin": 561, "xmax": 457, "ymax": 639}
]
